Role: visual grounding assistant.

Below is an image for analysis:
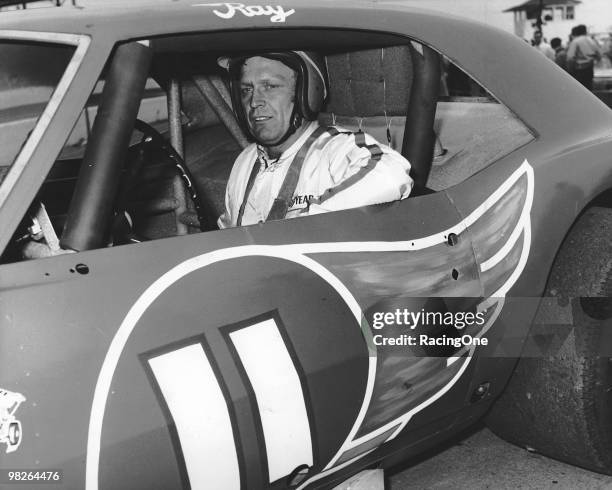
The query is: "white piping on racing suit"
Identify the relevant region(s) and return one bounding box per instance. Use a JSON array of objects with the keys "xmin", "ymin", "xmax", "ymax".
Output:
[{"xmin": 218, "ymin": 120, "xmax": 413, "ymax": 228}]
